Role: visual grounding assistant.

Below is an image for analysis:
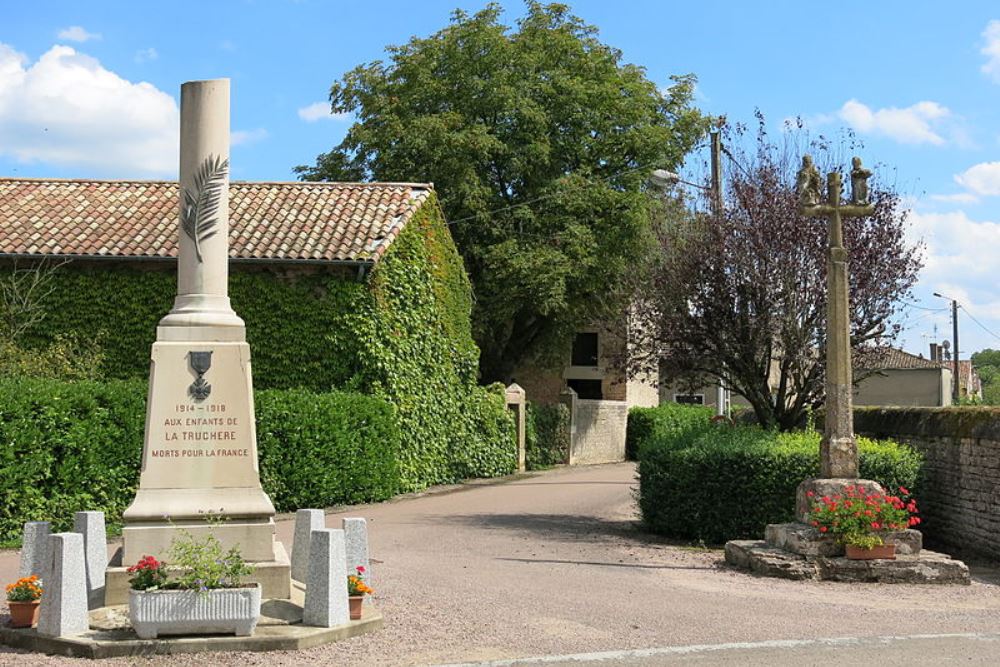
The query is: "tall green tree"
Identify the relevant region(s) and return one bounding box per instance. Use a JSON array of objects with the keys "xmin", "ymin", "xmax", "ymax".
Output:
[{"xmin": 296, "ymin": 2, "xmax": 706, "ymax": 381}]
